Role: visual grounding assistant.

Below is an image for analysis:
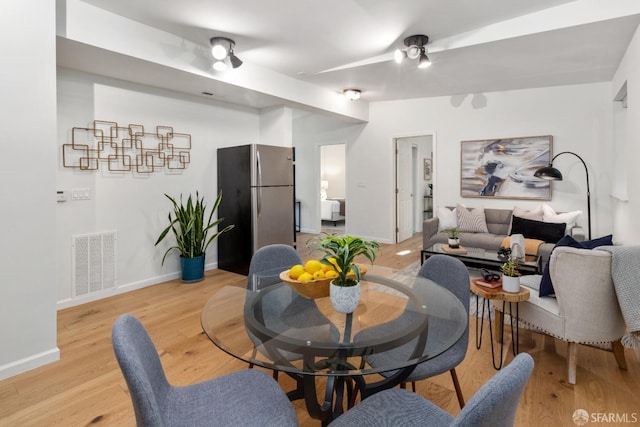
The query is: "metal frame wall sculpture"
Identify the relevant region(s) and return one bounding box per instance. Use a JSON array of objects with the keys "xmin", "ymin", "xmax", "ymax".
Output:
[
  {"xmin": 460, "ymin": 135, "xmax": 552, "ymax": 200},
  {"xmin": 62, "ymin": 120, "xmax": 191, "ymax": 173}
]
